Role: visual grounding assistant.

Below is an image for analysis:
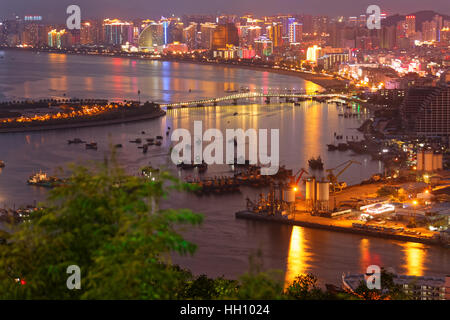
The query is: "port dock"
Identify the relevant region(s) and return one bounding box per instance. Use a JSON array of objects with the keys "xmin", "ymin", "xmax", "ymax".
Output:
[{"xmin": 235, "ymin": 210, "xmax": 446, "ymax": 247}]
